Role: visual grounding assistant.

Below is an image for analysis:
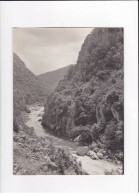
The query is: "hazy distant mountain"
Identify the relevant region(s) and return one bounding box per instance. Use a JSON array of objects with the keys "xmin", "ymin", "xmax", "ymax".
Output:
[{"xmin": 37, "ymin": 65, "xmax": 73, "ymax": 91}]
